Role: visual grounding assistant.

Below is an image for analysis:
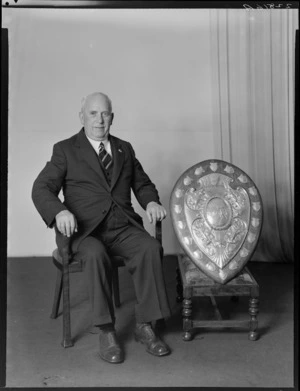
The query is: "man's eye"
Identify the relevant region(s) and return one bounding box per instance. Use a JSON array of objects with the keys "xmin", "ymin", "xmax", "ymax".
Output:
[{"xmin": 102, "ymin": 111, "xmax": 110, "ymax": 118}]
